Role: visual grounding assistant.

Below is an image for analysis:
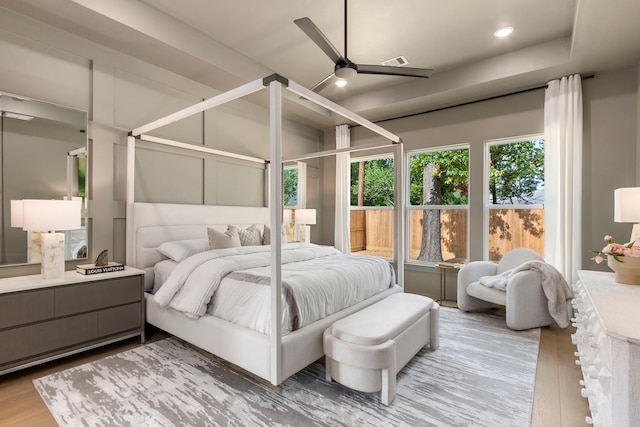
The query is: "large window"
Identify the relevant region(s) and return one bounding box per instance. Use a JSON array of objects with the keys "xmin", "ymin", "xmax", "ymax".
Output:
[
  {"xmin": 407, "ymin": 146, "xmax": 469, "ymax": 264},
  {"xmin": 485, "ymin": 136, "xmax": 544, "ymax": 261},
  {"xmin": 350, "ymin": 156, "xmax": 394, "ymax": 258}
]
